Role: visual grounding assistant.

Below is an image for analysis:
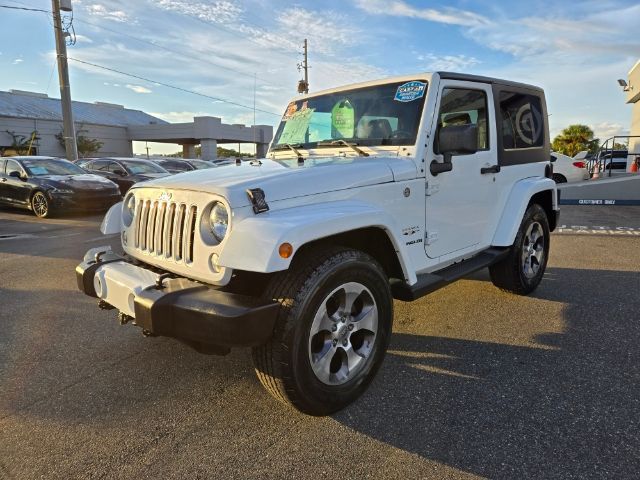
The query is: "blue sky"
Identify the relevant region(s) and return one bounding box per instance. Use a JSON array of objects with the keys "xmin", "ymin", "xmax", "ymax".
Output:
[{"xmin": 1, "ymin": 0, "xmax": 638, "ymax": 154}]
